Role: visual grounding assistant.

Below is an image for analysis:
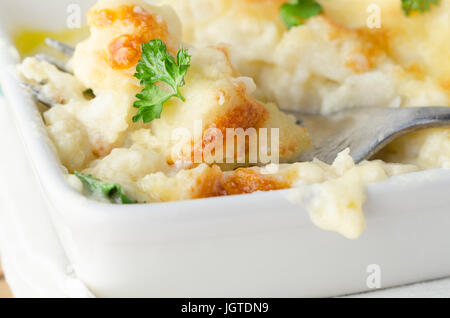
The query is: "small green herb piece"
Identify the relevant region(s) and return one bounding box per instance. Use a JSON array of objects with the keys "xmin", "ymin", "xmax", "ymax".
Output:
[
  {"xmin": 74, "ymin": 171, "xmax": 136, "ymax": 204},
  {"xmin": 133, "ymin": 39, "xmax": 191, "ymax": 123},
  {"xmin": 83, "ymin": 88, "xmax": 96, "ymax": 100},
  {"xmin": 280, "ymin": 0, "xmax": 323, "ymax": 29},
  {"xmin": 401, "ymin": 0, "xmax": 439, "ymax": 16}
]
